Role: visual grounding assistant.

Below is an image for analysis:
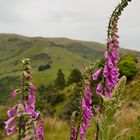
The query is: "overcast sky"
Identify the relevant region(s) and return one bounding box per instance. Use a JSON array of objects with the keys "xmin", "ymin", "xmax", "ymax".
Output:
[{"xmin": 0, "ymin": 0, "xmax": 139, "ymax": 51}]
